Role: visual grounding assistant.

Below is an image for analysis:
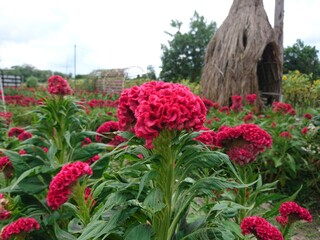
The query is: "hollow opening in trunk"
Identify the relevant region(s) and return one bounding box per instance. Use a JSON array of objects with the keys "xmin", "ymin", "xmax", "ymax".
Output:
[{"xmin": 257, "ymin": 42, "xmax": 281, "ymax": 105}]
